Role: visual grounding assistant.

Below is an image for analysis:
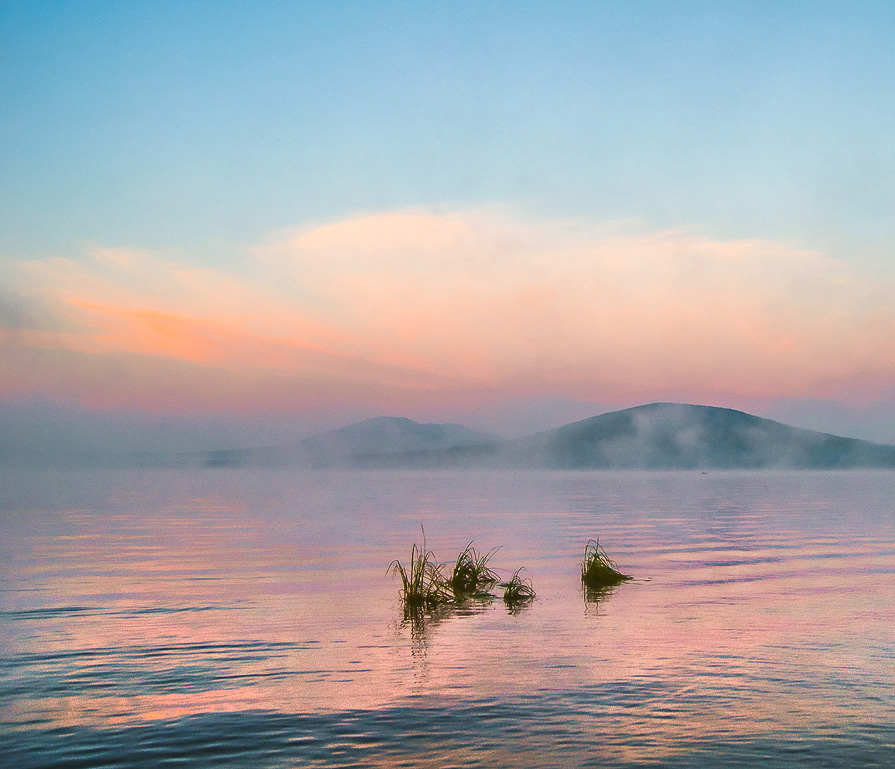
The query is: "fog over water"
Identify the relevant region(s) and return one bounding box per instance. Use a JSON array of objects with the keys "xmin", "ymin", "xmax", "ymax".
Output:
[{"xmin": 4, "ymin": 402, "xmax": 895, "ymax": 470}]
